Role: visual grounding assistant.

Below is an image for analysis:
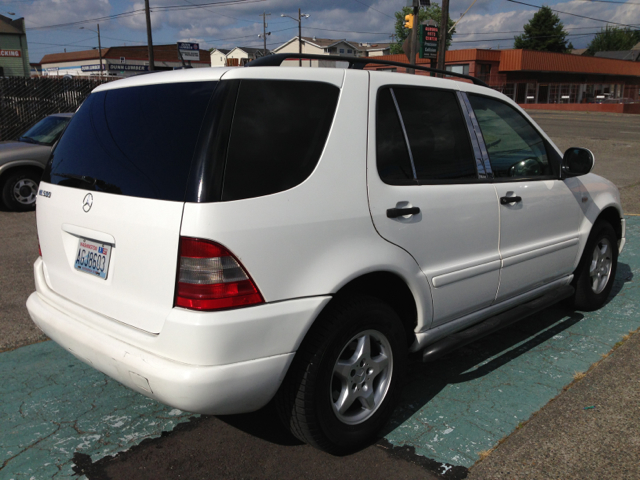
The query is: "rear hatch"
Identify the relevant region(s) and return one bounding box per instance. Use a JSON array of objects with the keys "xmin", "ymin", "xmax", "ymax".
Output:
[{"xmin": 37, "ymin": 77, "xmax": 220, "ymax": 333}]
